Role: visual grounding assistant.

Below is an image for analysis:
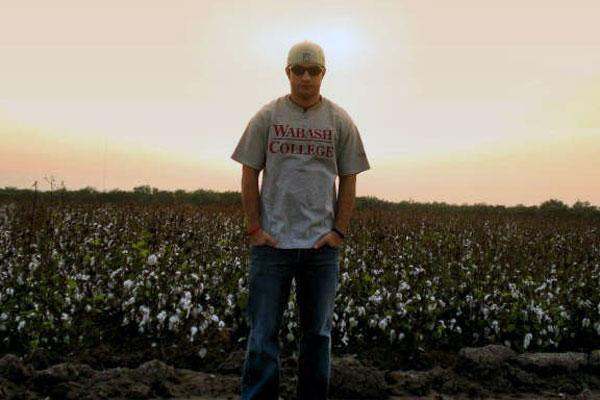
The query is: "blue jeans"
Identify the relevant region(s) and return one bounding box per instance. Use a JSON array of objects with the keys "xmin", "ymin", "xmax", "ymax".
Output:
[{"xmin": 241, "ymin": 244, "xmax": 340, "ymax": 400}]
